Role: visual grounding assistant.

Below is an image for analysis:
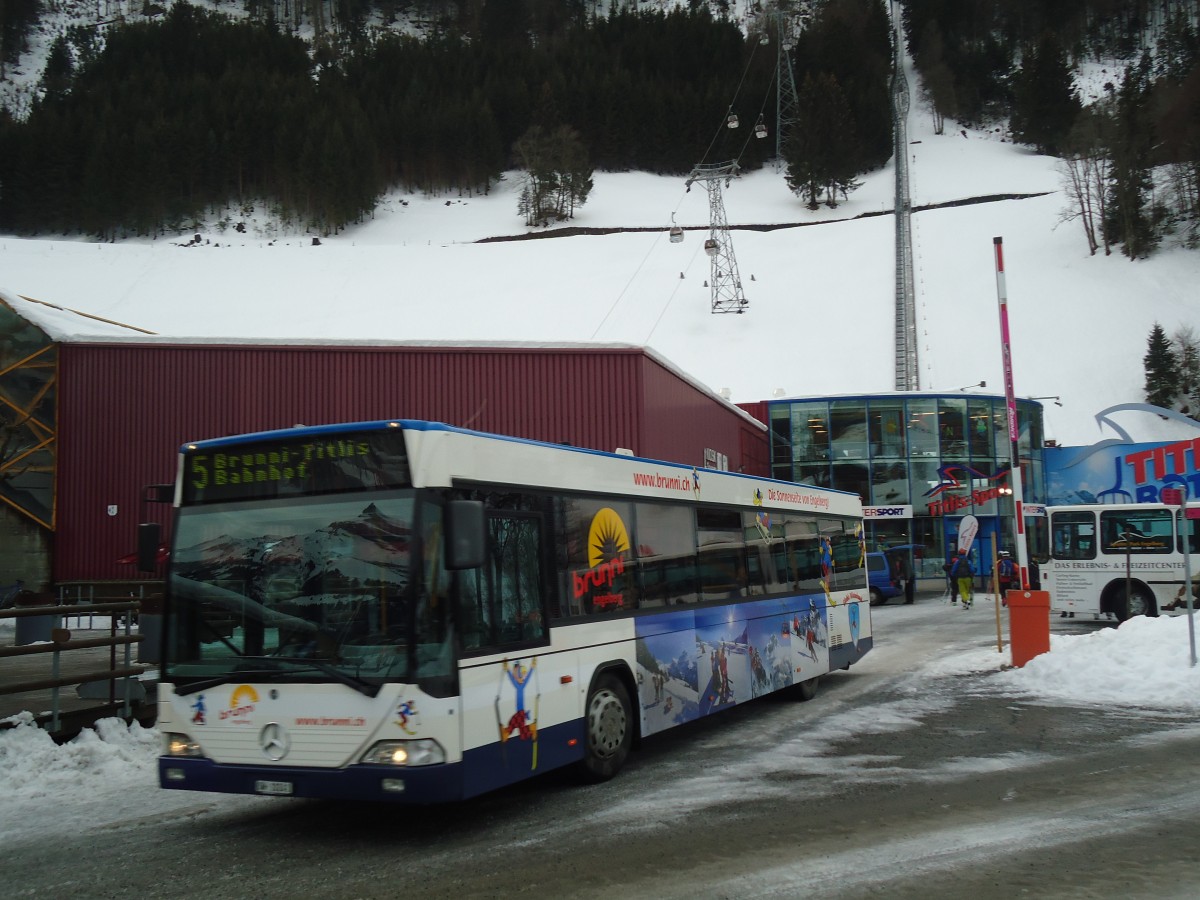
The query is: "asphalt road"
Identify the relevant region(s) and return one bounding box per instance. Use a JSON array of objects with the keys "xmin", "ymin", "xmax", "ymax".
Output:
[{"xmin": 8, "ymin": 591, "xmax": 1200, "ymax": 899}]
